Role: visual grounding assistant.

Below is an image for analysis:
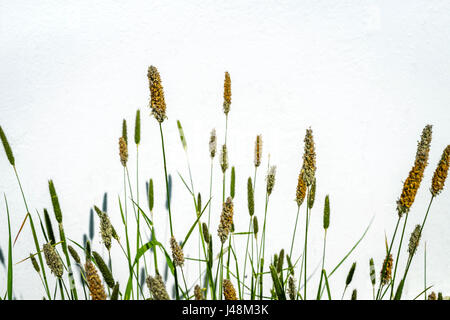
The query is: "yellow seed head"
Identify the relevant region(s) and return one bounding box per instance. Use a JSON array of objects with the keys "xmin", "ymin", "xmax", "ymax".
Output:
[
  {"xmin": 119, "ymin": 137, "xmax": 128, "ymax": 167},
  {"xmin": 380, "ymin": 254, "xmax": 393, "ymax": 285},
  {"xmin": 147, "ymin": 66, "xmax": 167, "ymax": 123},
  {"xmin": 223, "ymin": 279, "xmax": 237, "ymax": 300},
  {"xmin": 223, "ymin": 72, "xmax": 231, "ymax": 115},
  {"xmin": 85, "ymin": 260, "xmax": 107, "ymax": 300},
  {"xmin": 431, "ymin": 145, "xmax": 450, "ymax": 196},
  {"xmin": 194, "ymin": 285, "xmax": 204, "ymax": 300},
  {"xmin": 296, "ymin": 169, "xmax": 307, "ymax": 207}
]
